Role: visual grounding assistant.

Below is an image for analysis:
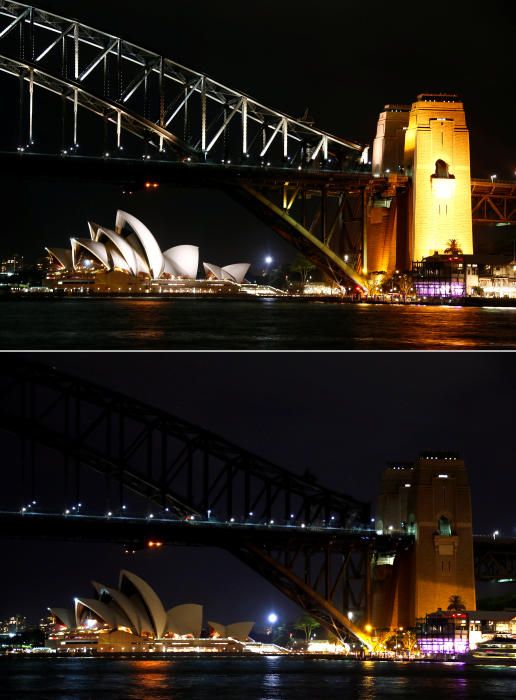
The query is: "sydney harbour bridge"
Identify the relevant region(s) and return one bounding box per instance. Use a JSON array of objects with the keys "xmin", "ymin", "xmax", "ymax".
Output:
[
  {"xmin": 0, "ymin": 1, "xmax": 515, "ymax": 291},
  {"xmin": 0, "ymin": 361, "xmax": 515, "ymax": 649}
]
